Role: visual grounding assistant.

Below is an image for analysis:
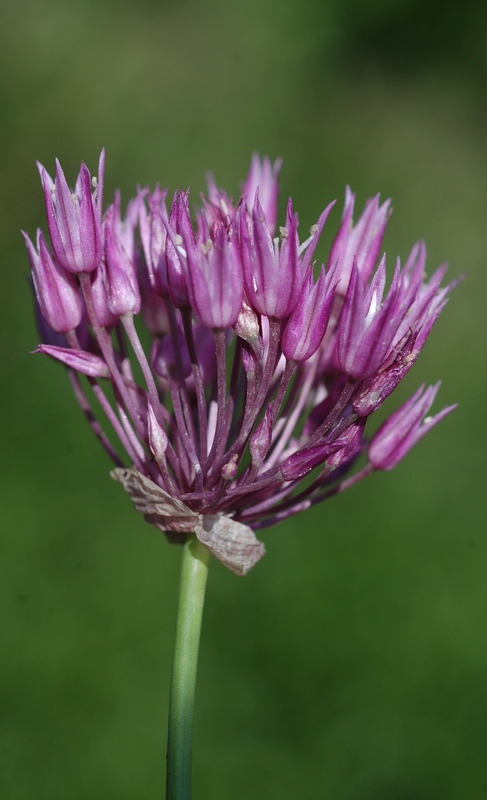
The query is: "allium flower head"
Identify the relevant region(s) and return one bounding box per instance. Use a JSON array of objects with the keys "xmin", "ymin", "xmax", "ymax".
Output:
[{"xmin": 27, "ymin": 151, "xmax": 457, "ymax": 575}]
